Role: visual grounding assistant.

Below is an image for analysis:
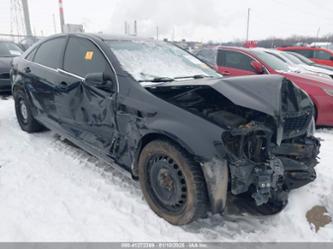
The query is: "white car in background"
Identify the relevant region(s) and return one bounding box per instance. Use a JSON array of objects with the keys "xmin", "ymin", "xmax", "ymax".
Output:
[{"xmin": 256, "ymin": 48, "xmax": 333, "ymax": 80}]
